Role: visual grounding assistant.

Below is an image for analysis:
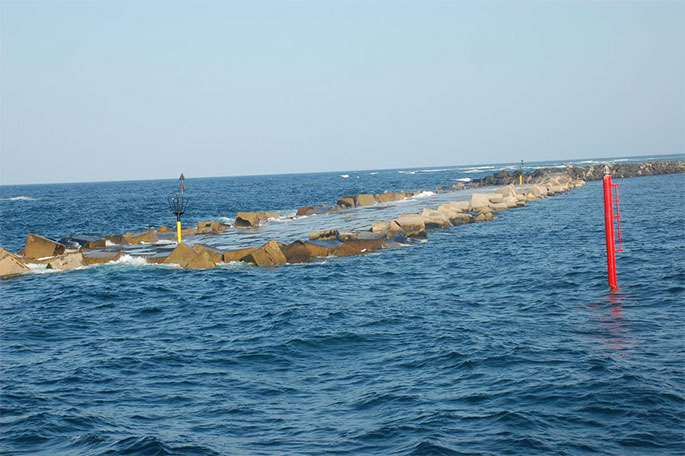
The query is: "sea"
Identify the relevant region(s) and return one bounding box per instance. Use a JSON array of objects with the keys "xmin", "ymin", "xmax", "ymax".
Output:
[{"xmin": 1, "ymin": 154, "xmax": 684, "ymax": 455}]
